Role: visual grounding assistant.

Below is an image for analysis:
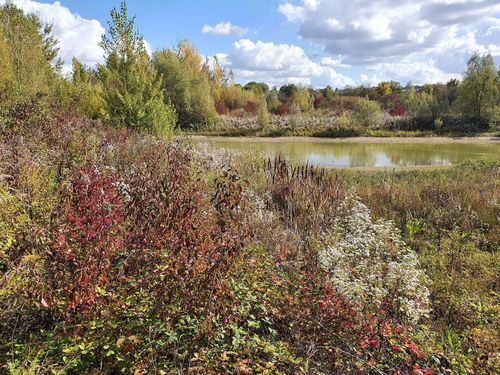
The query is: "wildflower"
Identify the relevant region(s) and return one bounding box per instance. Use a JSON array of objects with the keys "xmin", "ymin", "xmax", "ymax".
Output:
[{"xmin": 318, "ymin": 195, "xmax": 430, "ymax": 323}]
